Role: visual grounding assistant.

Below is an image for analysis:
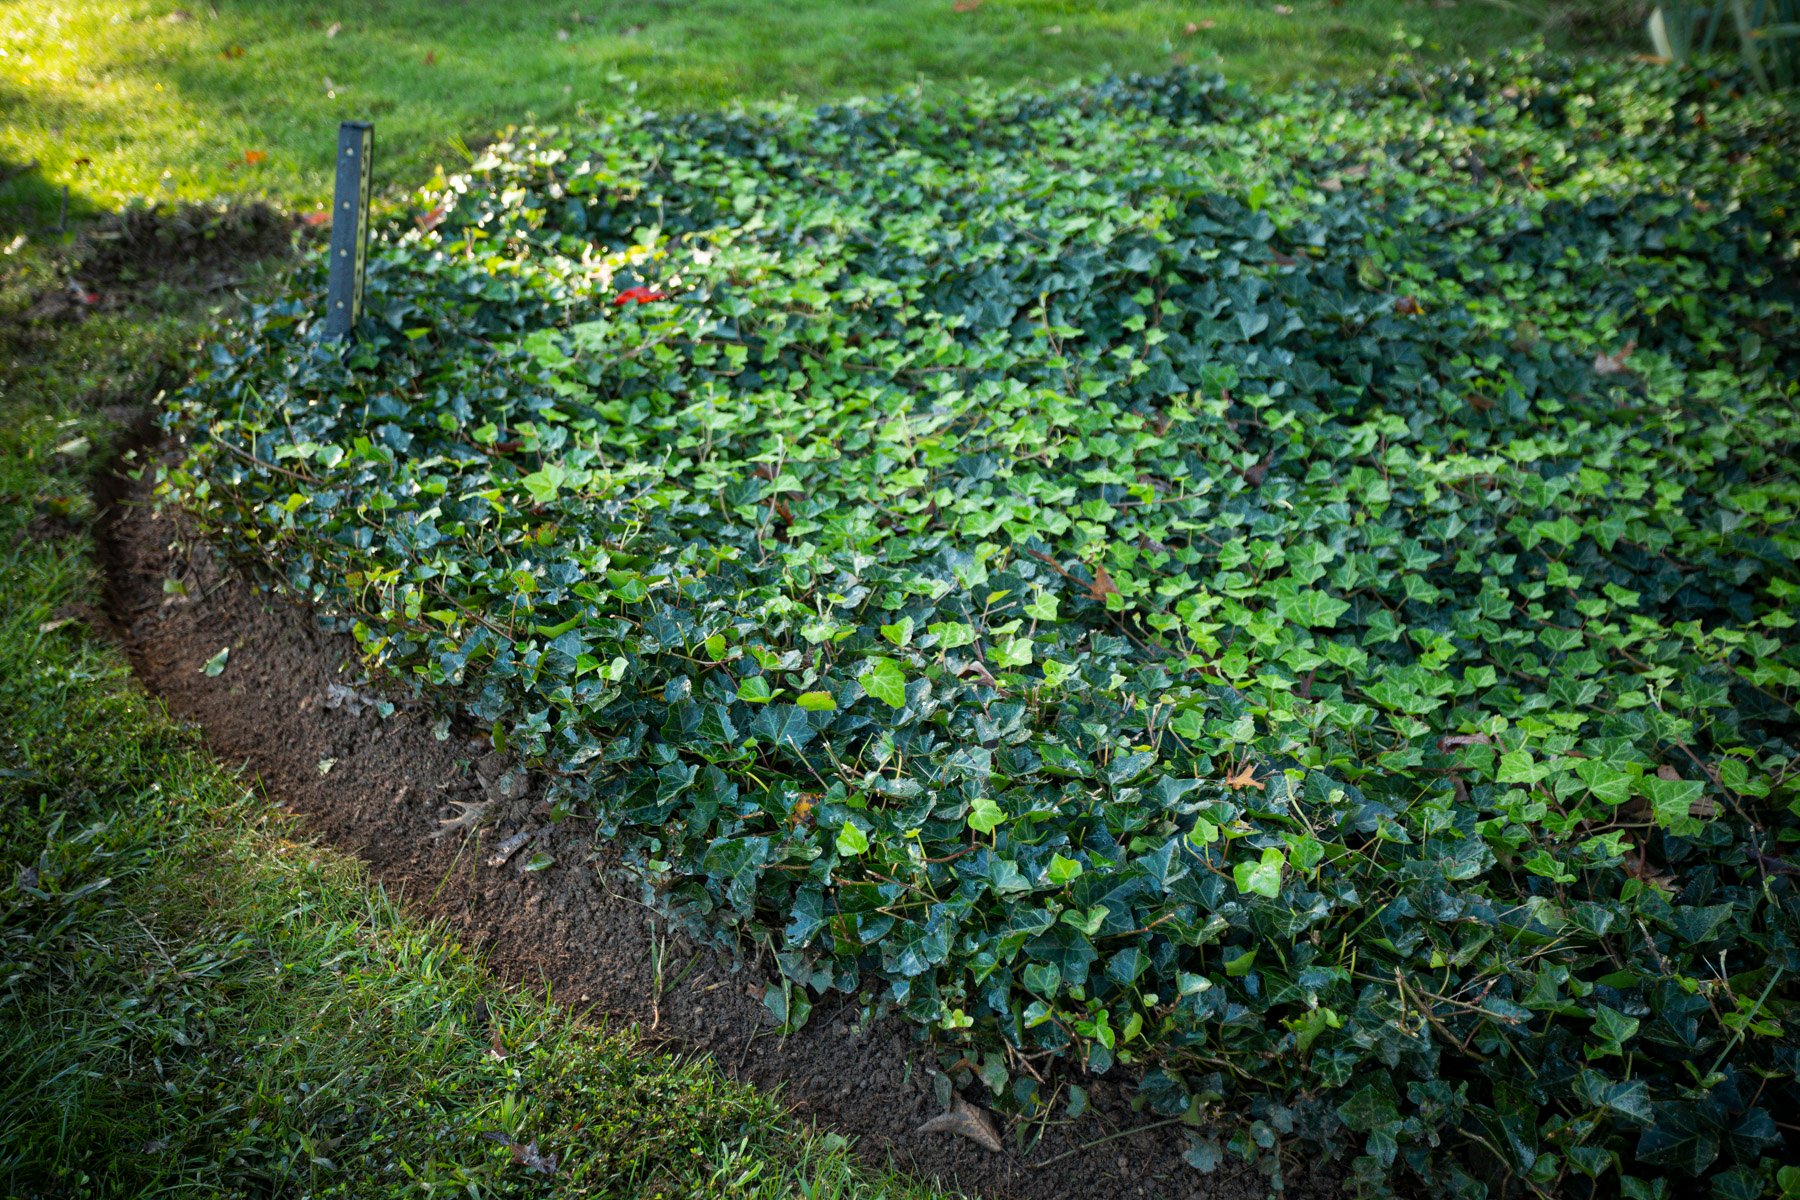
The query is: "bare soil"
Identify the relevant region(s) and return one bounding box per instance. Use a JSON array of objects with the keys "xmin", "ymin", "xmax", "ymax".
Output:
[{"xmin": 98, "ymin": 457, "xmax": 1333, "ymax": 1200}]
